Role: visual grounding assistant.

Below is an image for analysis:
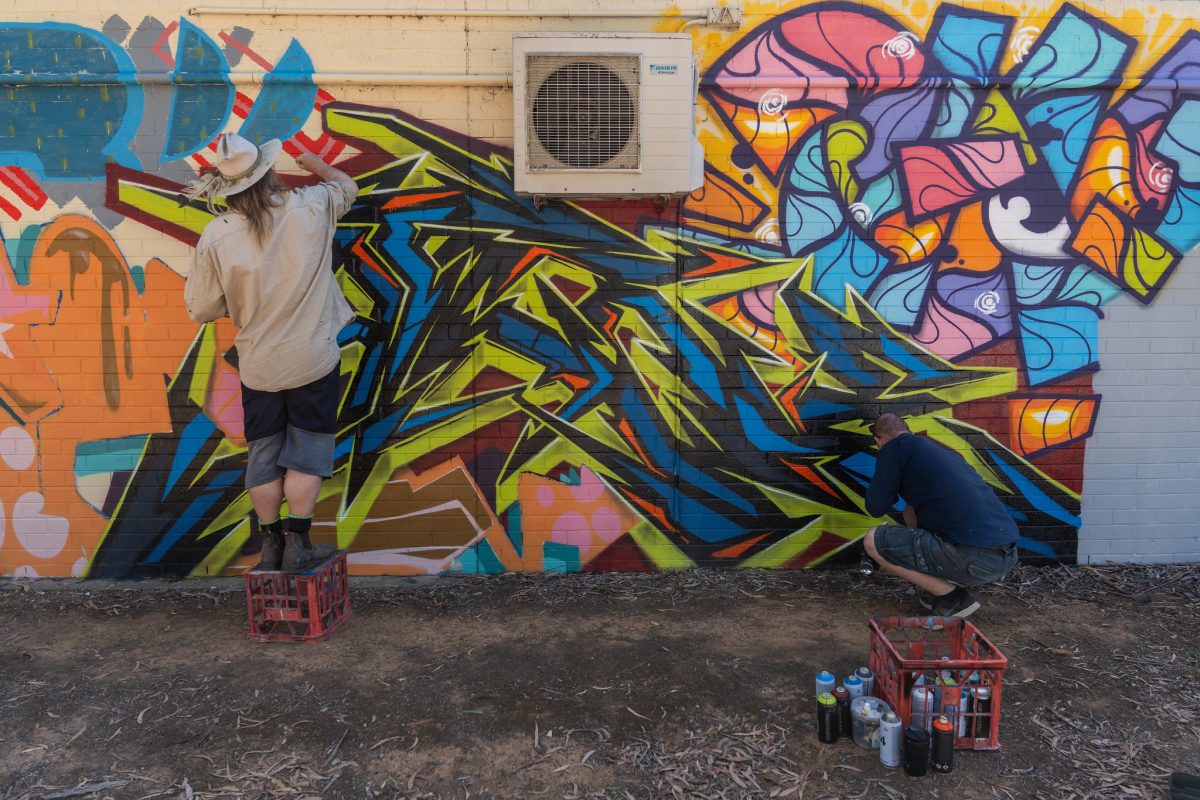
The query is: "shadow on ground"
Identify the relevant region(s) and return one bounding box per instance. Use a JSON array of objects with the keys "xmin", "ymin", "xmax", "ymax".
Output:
[{"xmin": 2, "ymin": 565, "xmax": 1198, "ymax": 799}]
